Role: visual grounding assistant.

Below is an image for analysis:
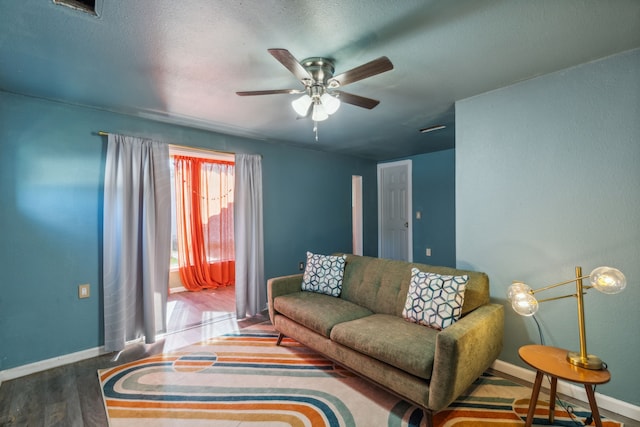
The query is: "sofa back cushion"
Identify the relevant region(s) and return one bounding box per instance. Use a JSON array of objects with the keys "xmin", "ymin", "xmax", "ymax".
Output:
[{"xmin": 338, "ymin": 254, "xmax": 489, "ymax": 317}]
